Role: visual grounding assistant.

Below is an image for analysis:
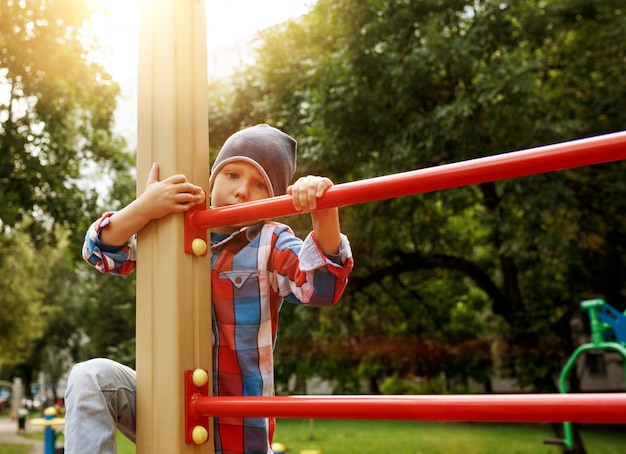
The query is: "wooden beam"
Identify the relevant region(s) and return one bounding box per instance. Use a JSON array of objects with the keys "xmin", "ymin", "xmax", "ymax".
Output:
[{"xmin": 136, "ymin": 0, "xmax": 212, "ymax": 452}]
